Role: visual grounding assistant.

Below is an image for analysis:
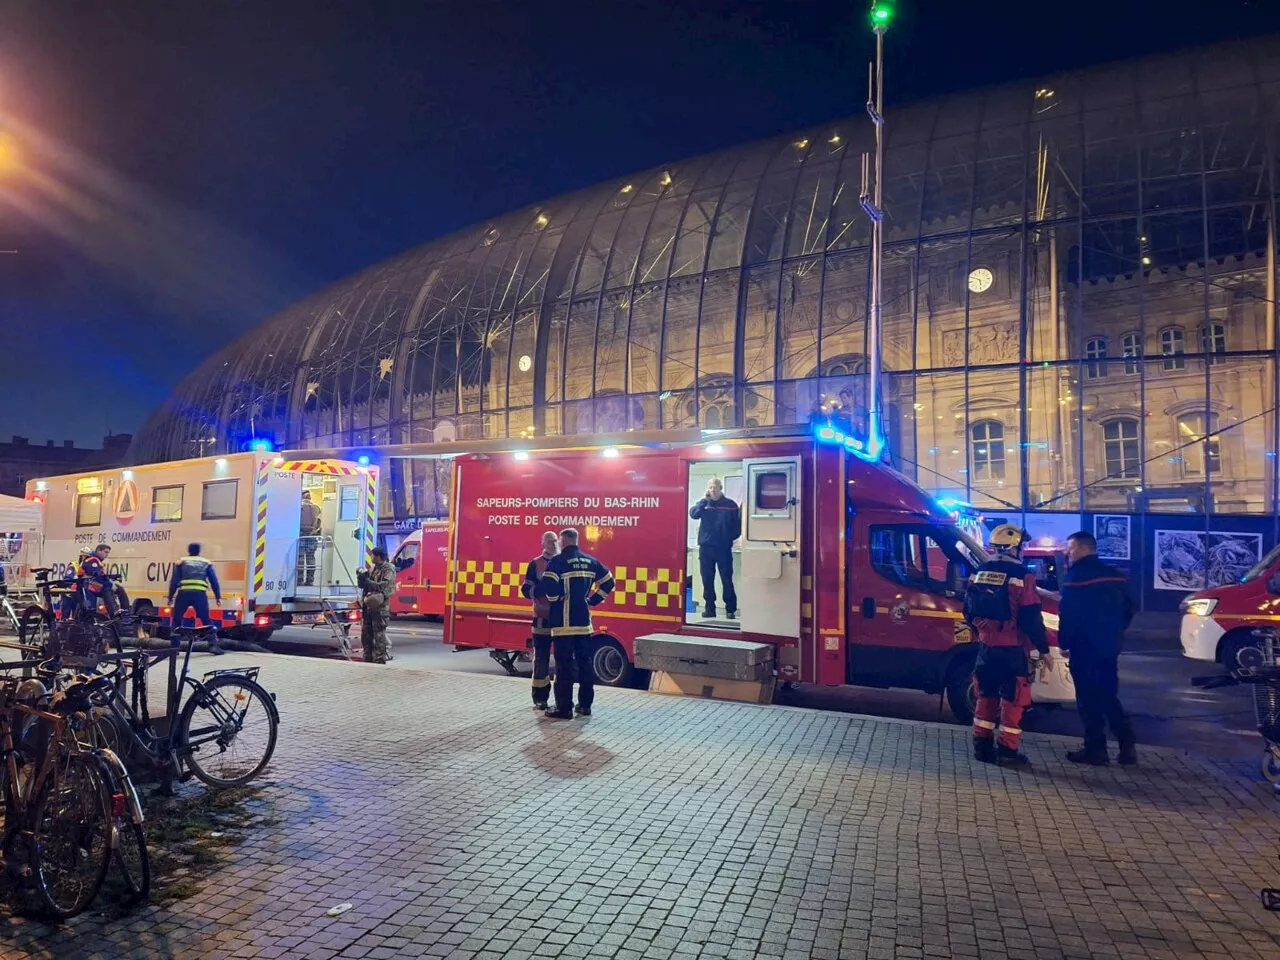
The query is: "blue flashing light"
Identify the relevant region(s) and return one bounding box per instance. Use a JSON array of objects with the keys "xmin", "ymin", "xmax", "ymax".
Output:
[
  {"xmin": 357, "ymin": 454, "xmax": 371, "ymax": 466},
  {"xmin": 817, "ymin": 426, "xmax": 837, "ymax": 441},
  {"xmin": 248, "ymin": 438, "xmax": 274, "ymax": 453}
]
